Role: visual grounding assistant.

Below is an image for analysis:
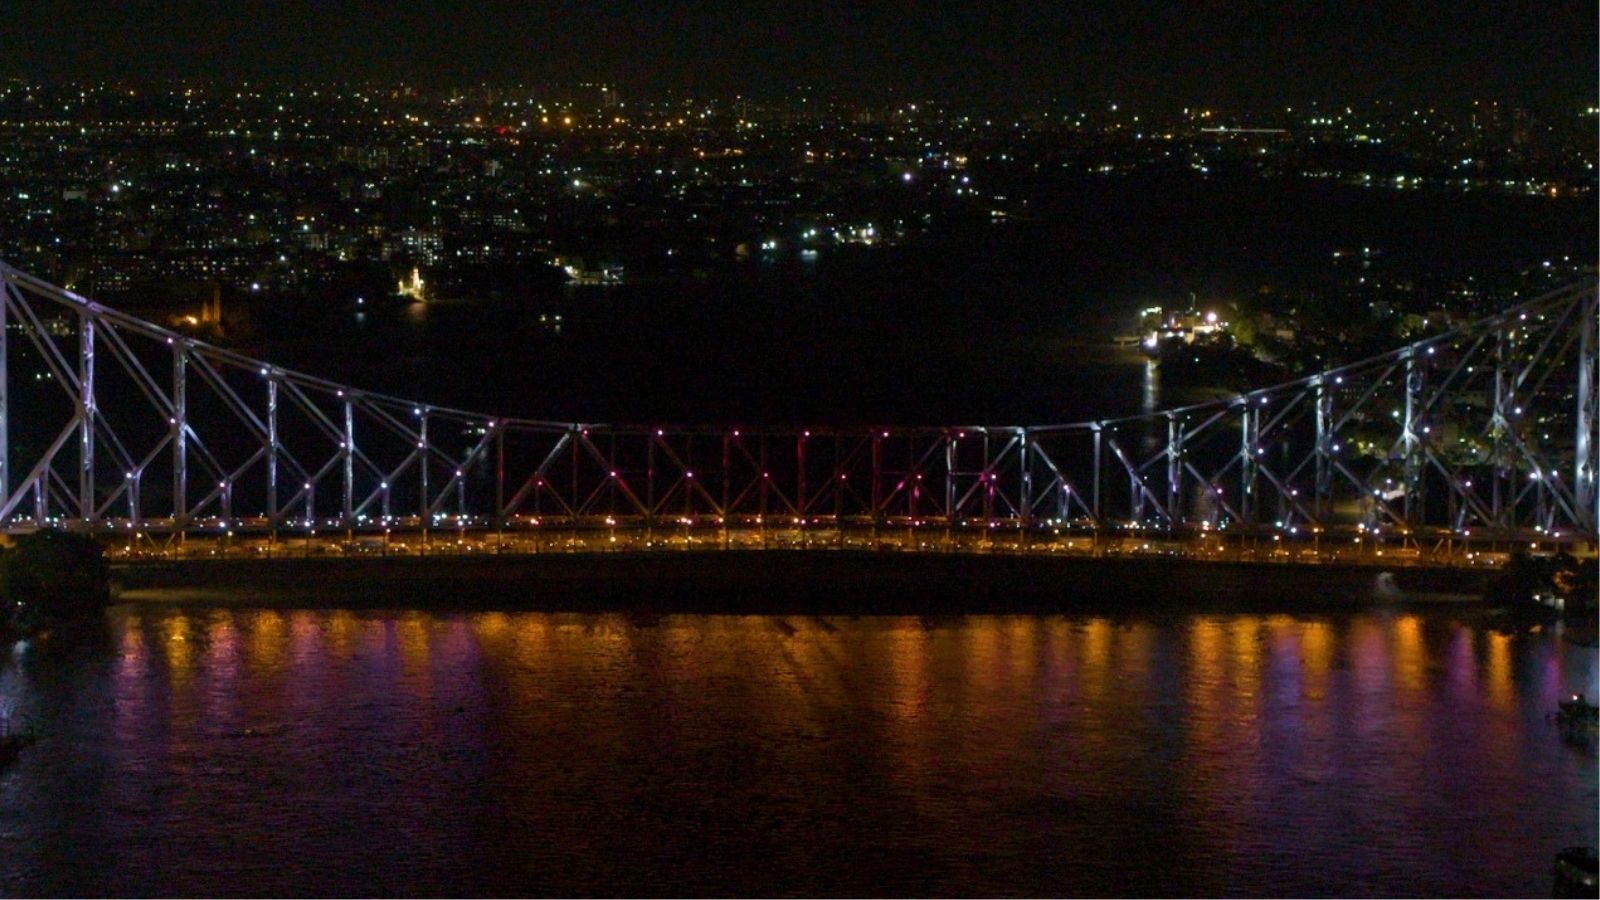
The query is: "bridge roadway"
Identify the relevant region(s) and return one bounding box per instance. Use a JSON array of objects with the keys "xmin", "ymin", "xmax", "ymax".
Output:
[{"xmin": 105, "ymin": 521, "xmax": 1525, "ymax": 570}]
